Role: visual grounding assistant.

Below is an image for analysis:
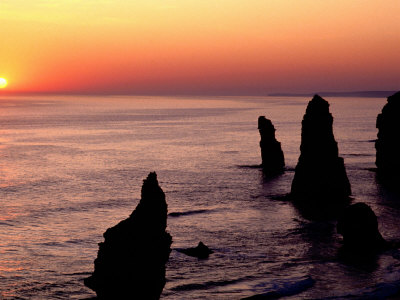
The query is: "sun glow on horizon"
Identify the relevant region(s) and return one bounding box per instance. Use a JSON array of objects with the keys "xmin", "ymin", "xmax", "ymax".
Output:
[{"xmin": 0, "ymin": 78, "xmax": 8, "ymax": 89}]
